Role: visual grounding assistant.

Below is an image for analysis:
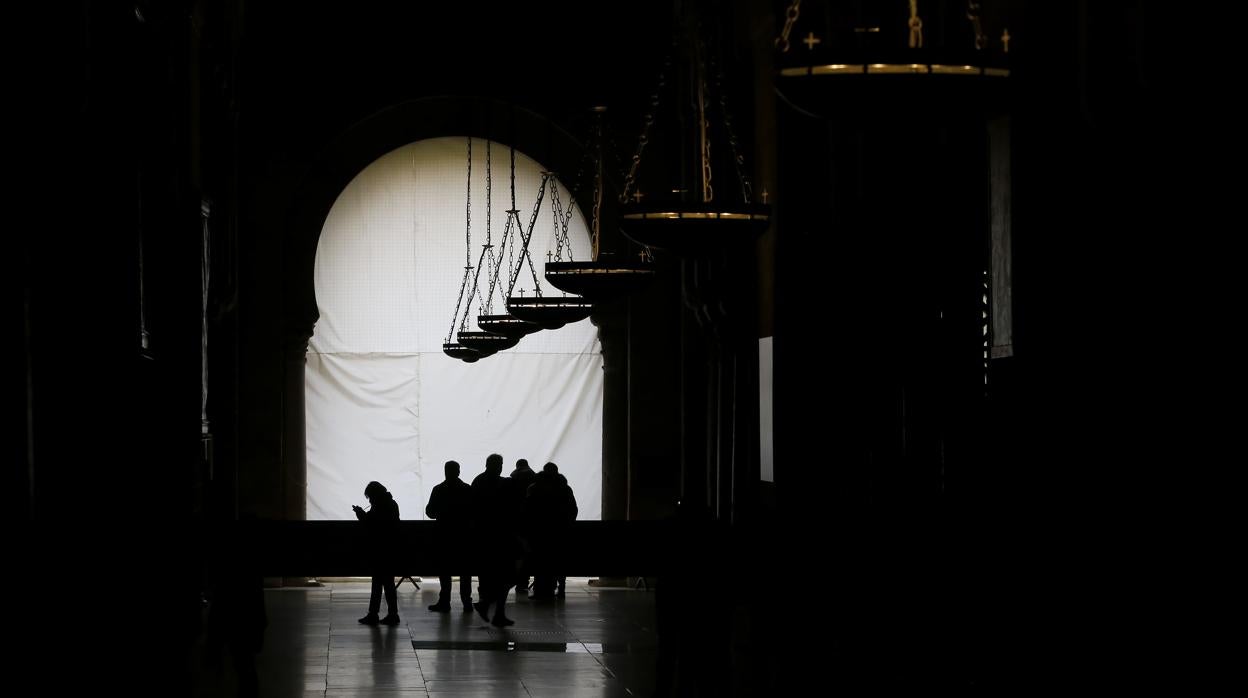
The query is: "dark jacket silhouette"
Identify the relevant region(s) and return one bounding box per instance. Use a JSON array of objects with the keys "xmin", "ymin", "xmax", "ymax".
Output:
[
  {"xmin": 469, "ymin": 454, "xmax": 517, "ymax": 626},
  {"xmin": 506, "ymin": 459, "xmax": 537, "ymax": 520},
  {"xmin": 470, "ymin": 462, "xmax": 507, "ymax": 526},
  {"xmin": 353, "ymin": 481, "xmax": 400, "ymax": 624},
  {"xmin": 526, "ymin": 463, "xmax": 577, "ymax": 598},
  {"xmin": 426, "ymin": 460, "xmax": 473, "ymax": 611},
  {"xmin": 427, "ymin": 469, "xmax": 473, "ymax": 525},
  {"xmin": 507, "ymin": 459, "xmax": 538, "ymax": 590},
  {"xmin": 526, "ymin": 469, "xmax": 578, "ymax": 526}
]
